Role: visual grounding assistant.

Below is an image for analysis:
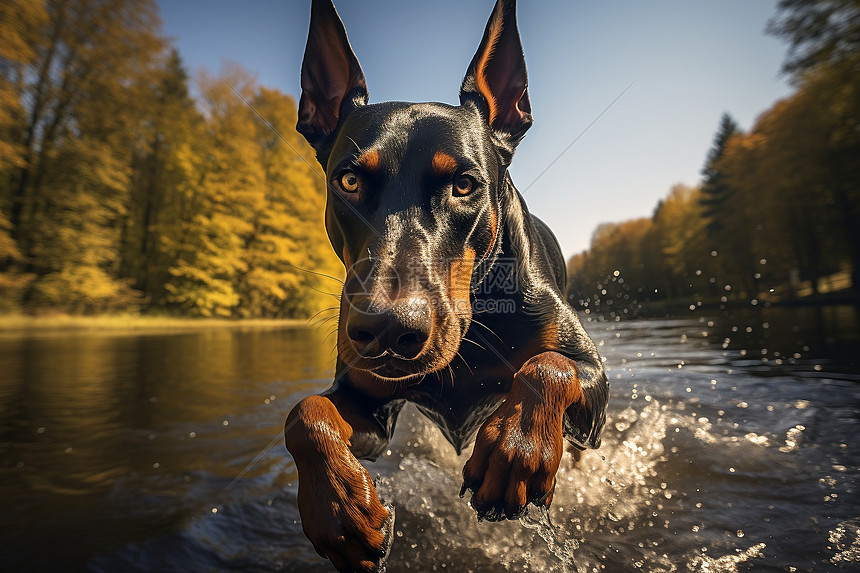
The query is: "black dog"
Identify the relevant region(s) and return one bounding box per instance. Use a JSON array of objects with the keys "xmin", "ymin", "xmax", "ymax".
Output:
[{"xmin": 285, "ymin": 1, "xmax": 609, "ymax": 570}]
